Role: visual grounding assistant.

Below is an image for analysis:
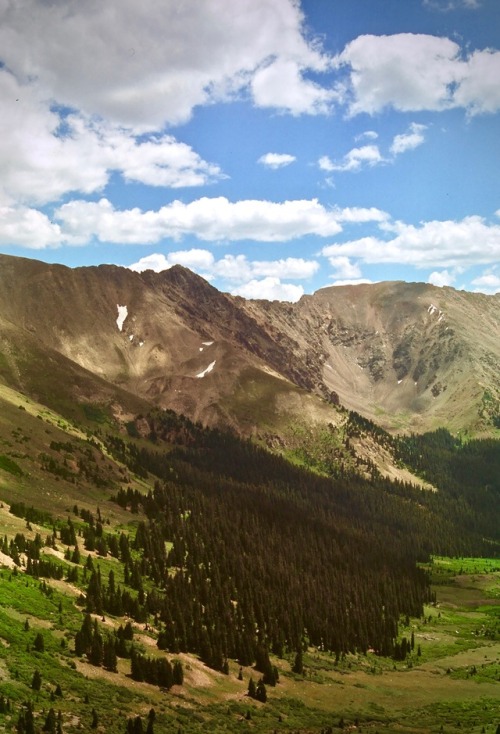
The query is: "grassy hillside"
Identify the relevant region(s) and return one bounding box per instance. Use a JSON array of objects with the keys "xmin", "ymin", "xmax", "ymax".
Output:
[
  {"xmin": 0, "ymin": 381, "xmax": 499, "ymax": 732},
  {"xmin": 0, "ymin": 550, "xmax": 498, "ymax": 733}
]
